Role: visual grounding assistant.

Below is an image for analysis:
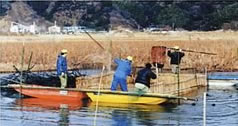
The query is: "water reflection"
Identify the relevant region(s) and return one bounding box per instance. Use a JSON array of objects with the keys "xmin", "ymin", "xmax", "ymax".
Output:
[
  {"xmin": 135, "ymin": 111, "xmax": 156, "ymax": 126},
  {"xmin": 1, "ymin": 87, "xmax": 237, "ymax": 126},
  {"xmin": 15, "ymin": 98, "xmax": 86, "ymax": 126},
  {"xmin": 15, "ymin": 98, "xmax": 84, "ymax": 110},
  {"xmin": 58, "ymin": 105, "xmax": 69, "ymax": 126},
  {"xmin": 111, "ymin": 109, "xmax": 132, "ymax": 126},
  {"xmin": 89, "ymin": 102, "xmax": 167, "ymax": 126}
]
